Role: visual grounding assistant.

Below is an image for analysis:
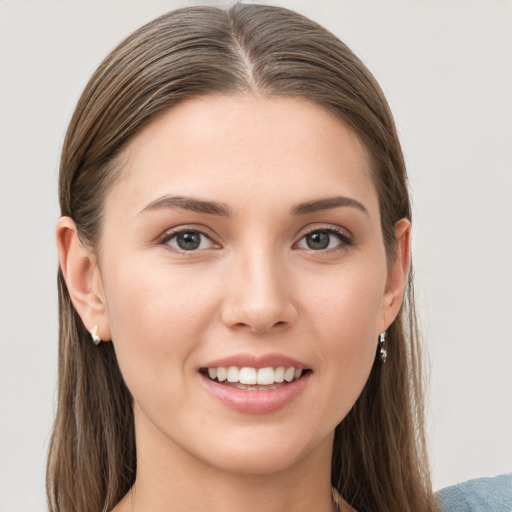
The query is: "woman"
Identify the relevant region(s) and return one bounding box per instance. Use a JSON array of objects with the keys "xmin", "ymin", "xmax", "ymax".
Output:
[{"xmin": 49, "ymin": 4, "xmax": 438, "ymax": 511}]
